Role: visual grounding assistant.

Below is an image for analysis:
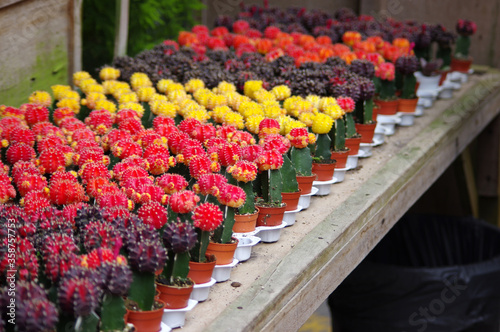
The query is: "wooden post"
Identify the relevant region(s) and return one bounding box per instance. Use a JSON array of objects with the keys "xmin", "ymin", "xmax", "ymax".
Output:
[
  {"xmin": 498, "ymin": 132, "xmax": 500, "ymax": 227},
  {"xmin": 69, "ymin": 0, "xmax": 83, "ymax": 80},
  {"xmin": 461, "ymin": 146, "xmax": 479, "ymax": 218},
  {"xmin": 114, "ymin": 0, "xmax": 129, "ymax": 58}
]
